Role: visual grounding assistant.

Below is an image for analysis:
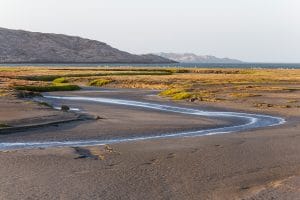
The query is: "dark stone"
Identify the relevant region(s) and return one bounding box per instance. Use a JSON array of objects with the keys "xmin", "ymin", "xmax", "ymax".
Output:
[
  {"xmin": 95, "ymin": 116, "xmax": 104, "ymax": 120},
  {"xmin": 190, "ymin": 97, "xmax": 197, "ymax": 102},
  {"xmin": 61, "ymin": 105, "xmax": 70, "ymax": 111}
]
